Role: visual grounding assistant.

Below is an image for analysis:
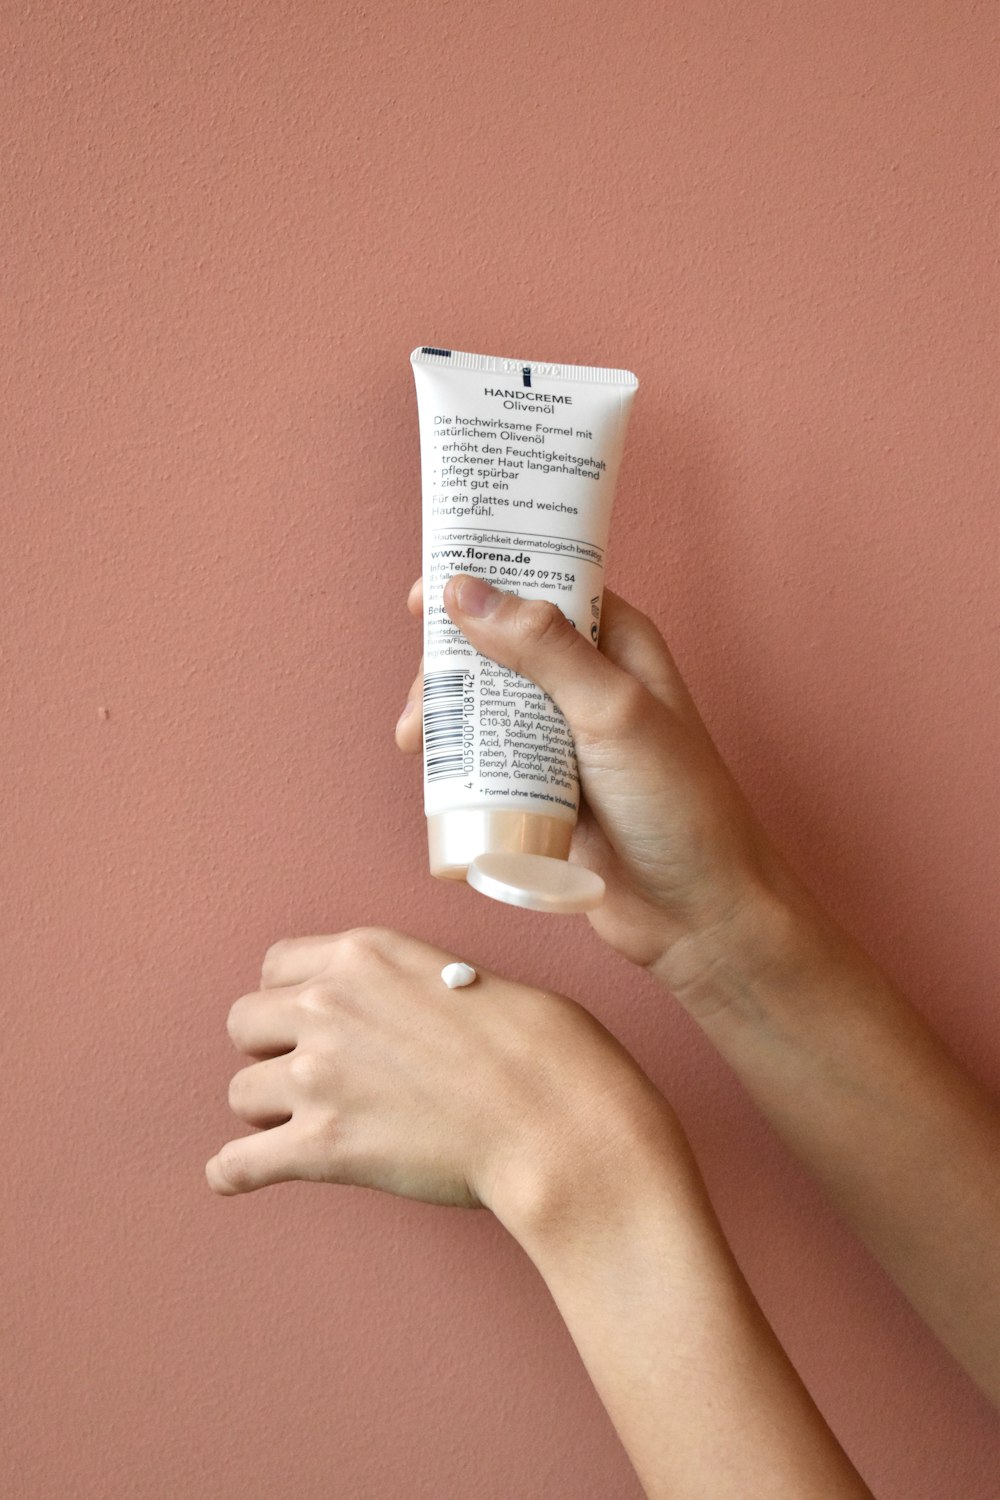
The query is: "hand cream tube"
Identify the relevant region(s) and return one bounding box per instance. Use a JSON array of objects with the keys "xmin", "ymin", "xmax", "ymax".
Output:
[{"xmin": 410, "ymin": 346, "xmax": 639, "ymax": 913}]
